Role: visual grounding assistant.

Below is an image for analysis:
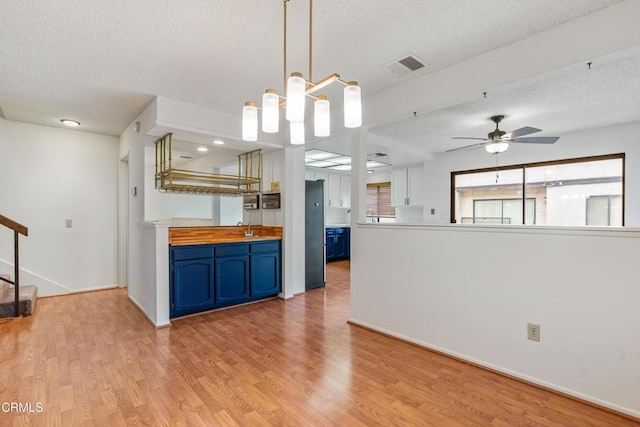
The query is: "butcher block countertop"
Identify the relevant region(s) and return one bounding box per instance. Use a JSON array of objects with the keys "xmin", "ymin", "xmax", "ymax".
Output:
[{"xmin": 169, "ymin": 226, "xmax": 283, "ymax": 246}]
